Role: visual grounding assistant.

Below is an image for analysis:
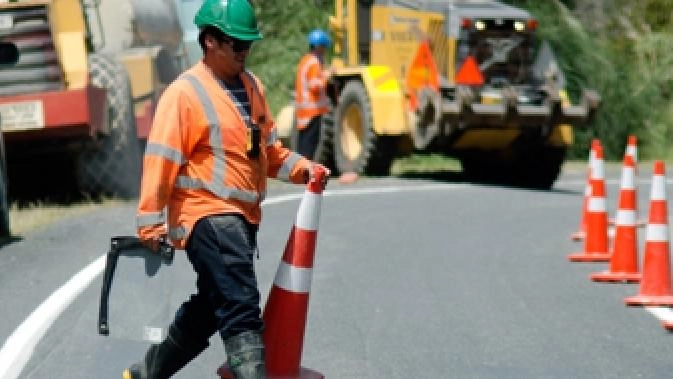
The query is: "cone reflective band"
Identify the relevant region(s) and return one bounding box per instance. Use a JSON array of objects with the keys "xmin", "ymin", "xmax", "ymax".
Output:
[
  {"xmin": 568, "ymin": 144, "xmax": 611, "ymax": 262},
  {"xmin": 263, "ymin": 166, "xmax": 325, "ymax": 379},
  {"xmin": 572, "ymin": 139, "xmax": 600, "ymax": 241},
  {"xmin": 591, "ymin": 155, "xmax": 641, "ymax": 283},
  {"xmin": 625, "ymin": 161, "xmax": 673, "ymax": 306}
]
